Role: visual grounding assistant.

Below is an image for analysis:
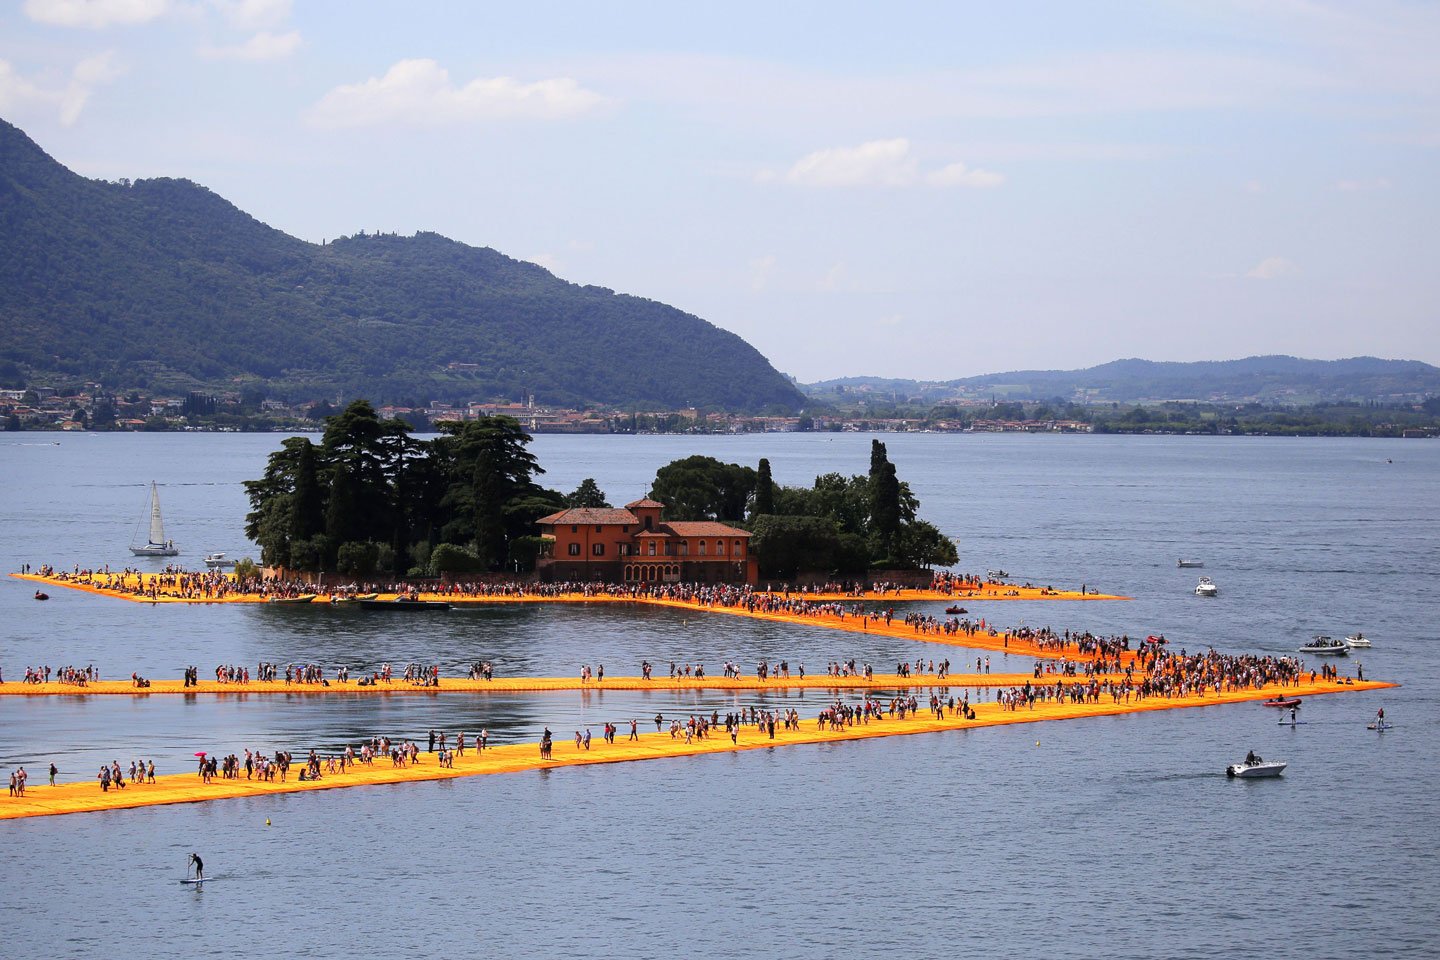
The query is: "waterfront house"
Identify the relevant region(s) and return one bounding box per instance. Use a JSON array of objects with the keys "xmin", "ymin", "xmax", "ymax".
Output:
[{"xmin": 536, "ymin": 498, "xmax": 756, "ymax": 584}]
